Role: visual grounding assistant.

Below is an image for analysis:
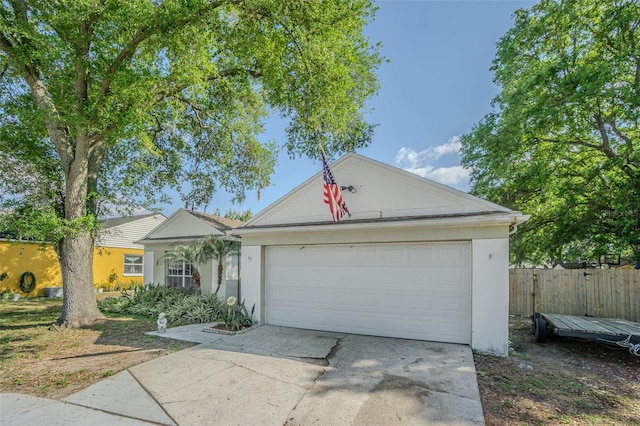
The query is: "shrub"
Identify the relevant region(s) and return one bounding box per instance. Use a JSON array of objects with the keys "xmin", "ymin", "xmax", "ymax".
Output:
[
  {"xmin": 117, "ymin": 279, "xmax": 138, "ymax": 292},
  {"xmin": 98, "ymin": 284, "xmax": 225, "ymax": 325},
  {"xmin": 220, "ymin": 296, "xmax": 255, "ymax": 331},
  {"xmin": 97, "ymin": 296, "xmax": 131, "ymax": 313}
]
